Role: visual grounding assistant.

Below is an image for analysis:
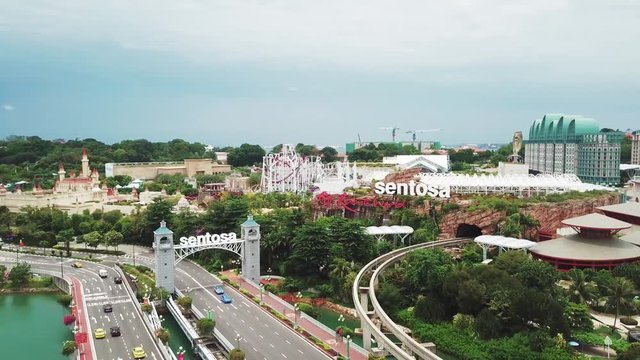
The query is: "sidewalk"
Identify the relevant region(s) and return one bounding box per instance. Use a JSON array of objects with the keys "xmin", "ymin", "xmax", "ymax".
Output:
[
  {"xmin": 71, "ymin": 277, "xmax": 95, "ymax": 360},
  {"xmin": 224, "ymin": 271, "xmax": 368, "ymax": 360}
]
